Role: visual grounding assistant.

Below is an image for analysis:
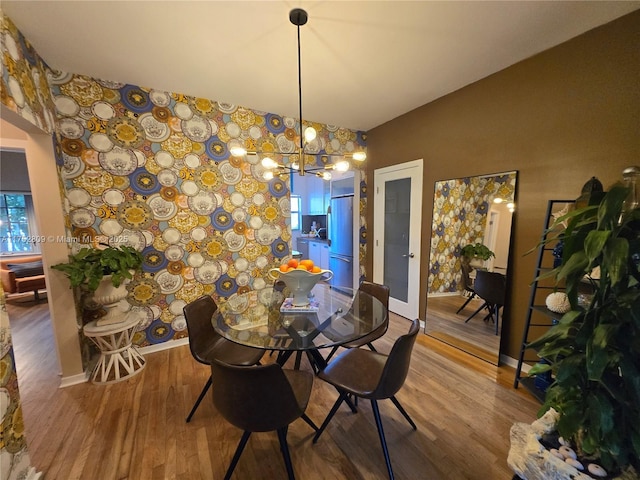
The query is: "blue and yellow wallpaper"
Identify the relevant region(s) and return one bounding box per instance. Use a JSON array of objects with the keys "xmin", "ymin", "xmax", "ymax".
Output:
[
  {"xmin": 428, "ymin": 172, "xmax": 516, "ymax": 294},
  {"xmin": 0, "ymin": 11, "xmax": 367, "ymax": 347}
]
